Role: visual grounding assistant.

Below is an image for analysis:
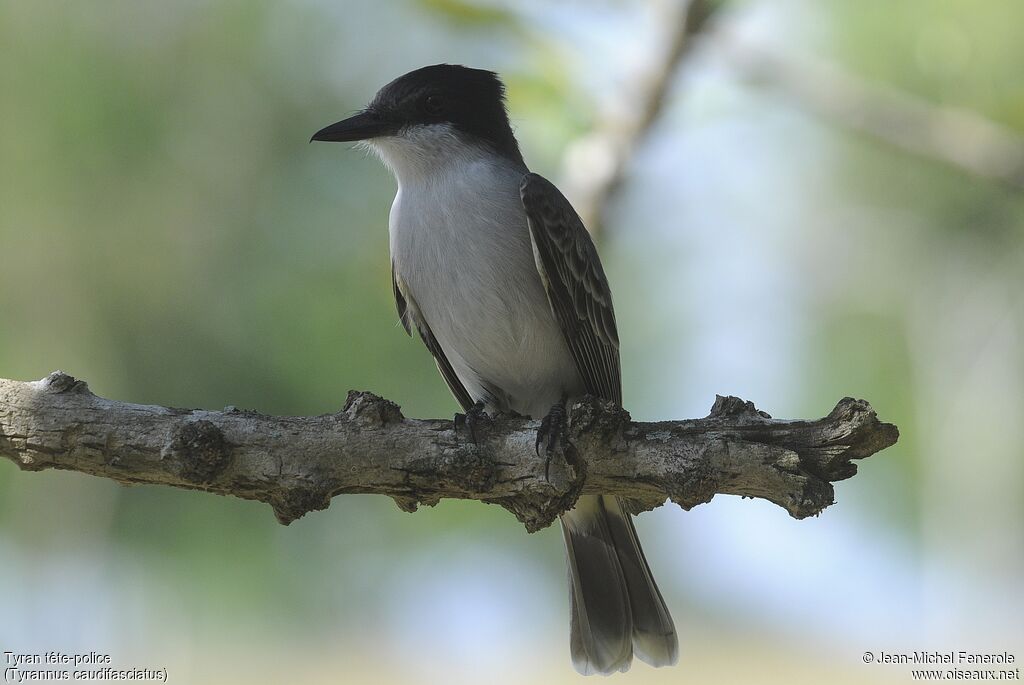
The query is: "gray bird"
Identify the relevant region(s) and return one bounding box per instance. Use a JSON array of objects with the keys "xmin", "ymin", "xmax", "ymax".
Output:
[{"xmin": 312, "ymin": 64, "xmax": 677, "ymax": 675}]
